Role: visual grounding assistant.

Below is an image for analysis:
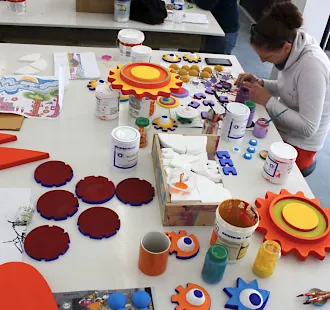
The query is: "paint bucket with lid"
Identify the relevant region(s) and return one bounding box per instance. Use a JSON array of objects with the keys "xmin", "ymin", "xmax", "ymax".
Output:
[
  {"xmin": 117, "ymin": 29, "xmax": 145, "ymax": 61},
  {"xmin": 110, "ymin": 126, "xmax": 140, "ymax": 172},
  {"xmin": 210, "ymin": 199, "xmax": 259, "ymax": 263},
  {"xmin": 95, "ymin": 84, "xmax": 120, "ymax": 120},
  {"xmin": 131, "ymin": 45, "xmax": 152, "ymax": 63},
  {"xmin": 221, "ymin": 102, "xmax": 250, "ymax": 143},
  {"xmin": 129, "ymin": 95, "xmax": 156, "ymax": 118},
  {"xmin": 263, "ymin": 142, "xmax": 297, "ymax": 184}
]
